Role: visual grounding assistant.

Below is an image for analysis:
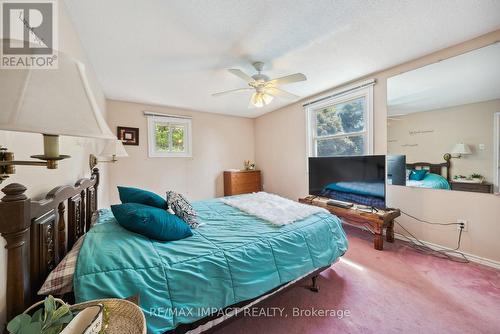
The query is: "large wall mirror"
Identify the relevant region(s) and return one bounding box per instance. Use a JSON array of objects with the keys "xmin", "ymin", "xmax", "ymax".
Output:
[{"xmin": 387, "ymin": 42, "xmax": 500, "ymax": 194}]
